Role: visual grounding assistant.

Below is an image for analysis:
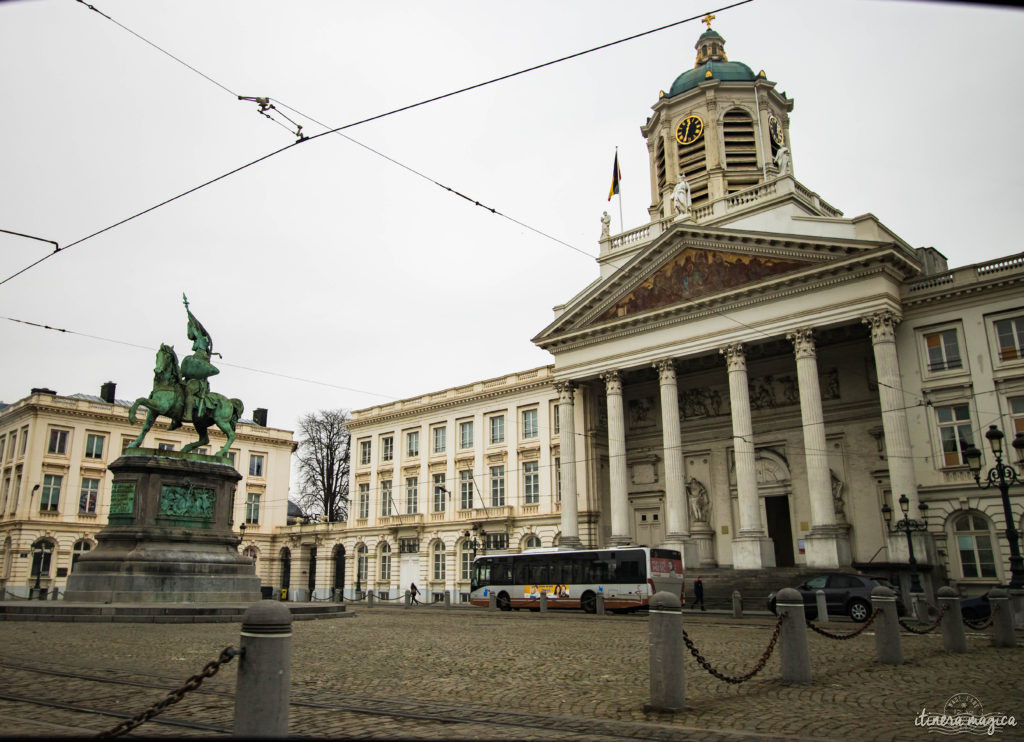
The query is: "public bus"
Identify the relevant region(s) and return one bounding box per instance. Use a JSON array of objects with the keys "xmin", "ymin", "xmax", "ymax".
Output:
[{"xmin": 469, "ymin": 546, "xmax": 683, "ymax": 613}]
